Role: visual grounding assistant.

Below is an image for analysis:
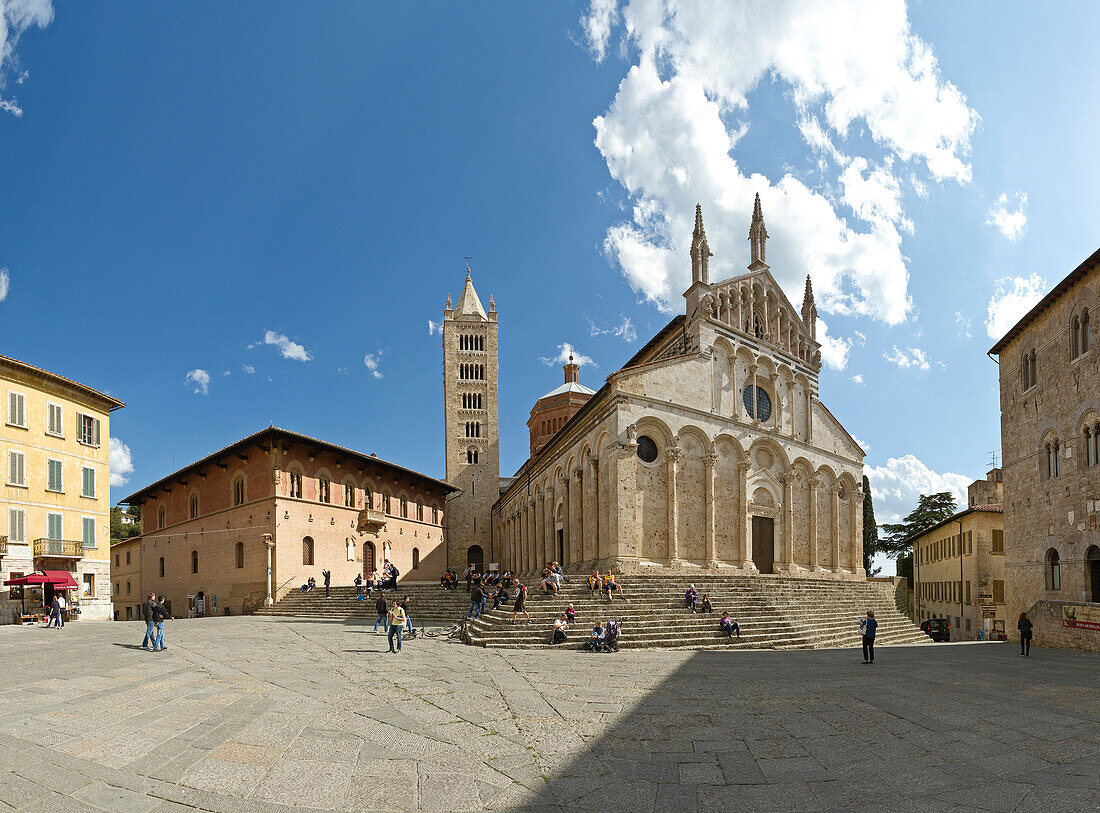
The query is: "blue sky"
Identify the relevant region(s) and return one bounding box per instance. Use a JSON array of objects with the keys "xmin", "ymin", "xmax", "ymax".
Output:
[{"xmin": 2, "ymin": 2, "xmax": 1098, "ymax": 572}]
